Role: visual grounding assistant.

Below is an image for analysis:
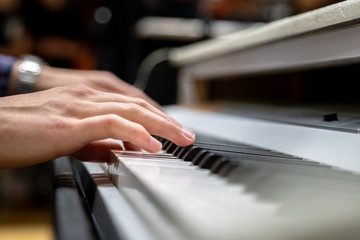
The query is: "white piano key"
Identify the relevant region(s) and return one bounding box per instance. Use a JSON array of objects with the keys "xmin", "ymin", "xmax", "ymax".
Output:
[
  {"xmin": 109, "ymin": 152, "xmax": 283, "ymax": 240},
  {"xmin": 105, "ymin": 145, "xmax": 360, "ymax": 240}
]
